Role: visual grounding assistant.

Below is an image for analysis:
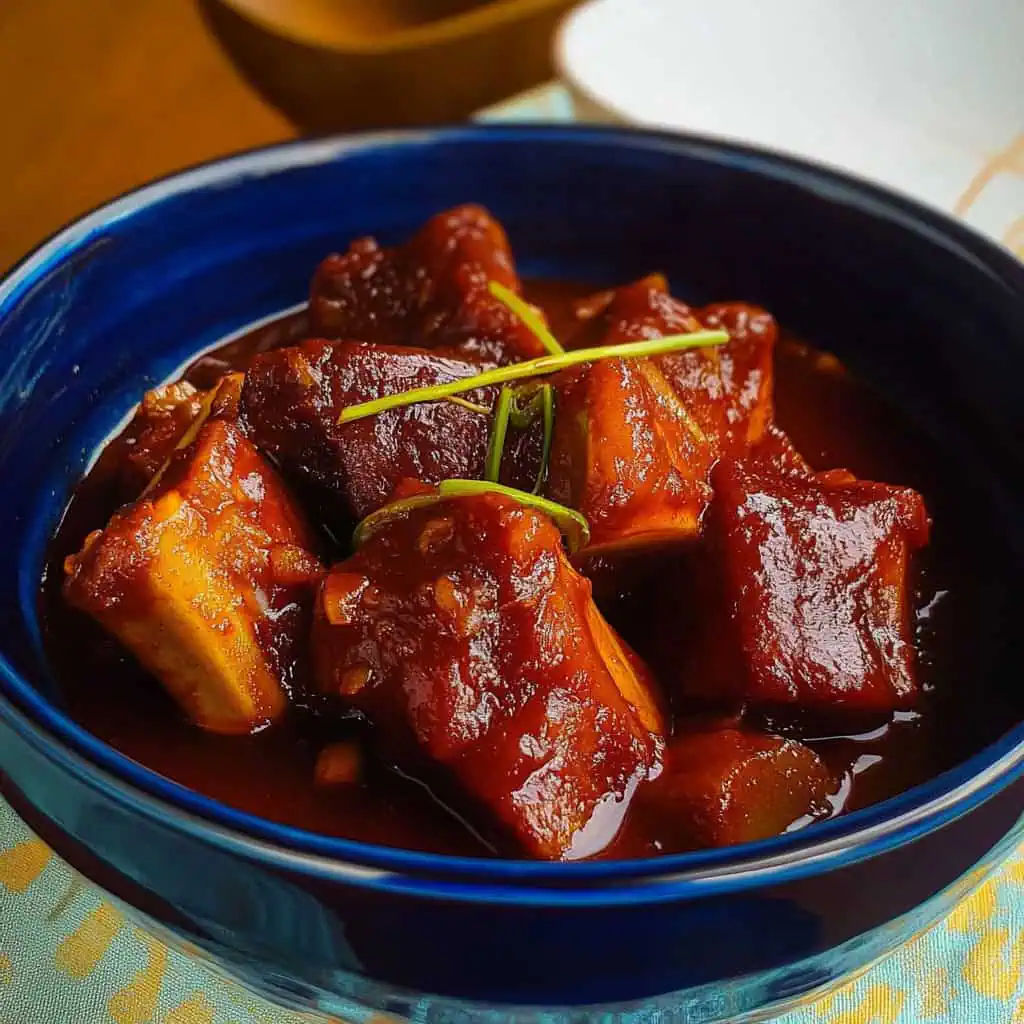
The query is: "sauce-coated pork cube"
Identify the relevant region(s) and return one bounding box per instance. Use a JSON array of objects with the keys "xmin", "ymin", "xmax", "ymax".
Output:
[
  {"xmin": 309, "ymin": 204, "xmax": 545, "ymax": 364},
  {"xmin": 587, "ymin": 277, "xmax": 777, "ymax": 458},
  {"xmin": 311, "ymin": 489, "xmax": 665, "ymax": 859},
  {"xmin": 547, "ymin": 357, "xmax": 715, "ymax": 554},
  {"xmin": 634, "ymin": 728, "xmax": 834, "ymax": 848},
  {"xmin": 690, "ymin": 461, "xmax": 930, "ymax": 712},
  {"xmin": 64, "ymin": 420, "xmax": 322, "ymax": 734},
  {"xmin": 240, "ymin": 340, "xmax": 497, "ymax": 521}
]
